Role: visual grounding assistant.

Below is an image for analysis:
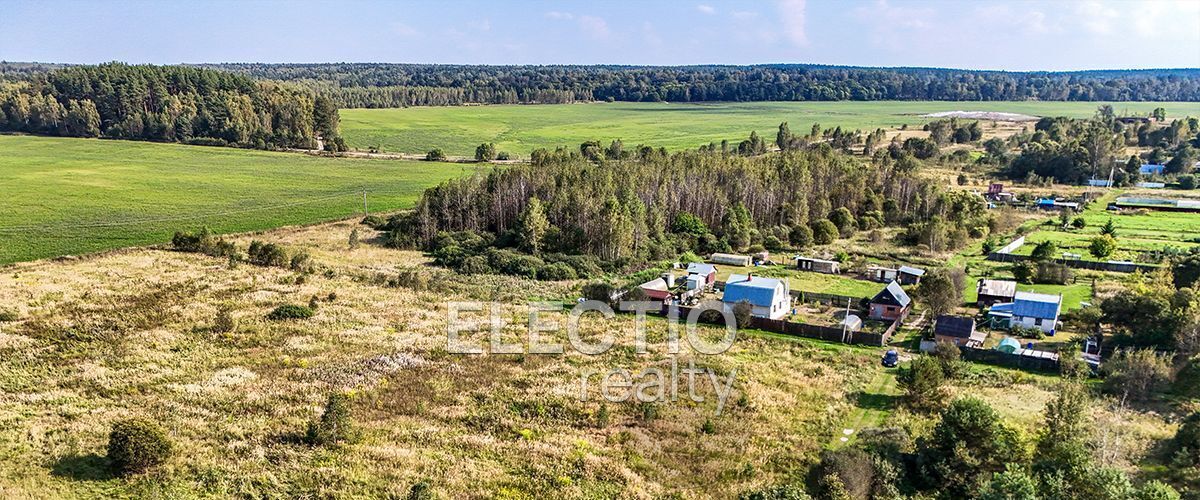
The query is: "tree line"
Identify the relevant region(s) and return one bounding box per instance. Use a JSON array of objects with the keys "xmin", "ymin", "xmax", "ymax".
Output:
[
  {"xmin": 182, "ymin": 63, "xmax": 1200, "ymax": 107},
  {"xmin": 0, "ymin": 63, "xmax": 343, "ymax": 150},
  {"xmin": 380, "ymin": 139, "xmax": 995, "ymax": 279}
]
